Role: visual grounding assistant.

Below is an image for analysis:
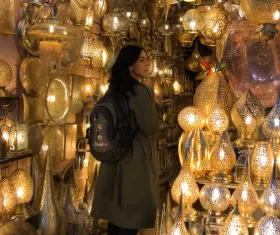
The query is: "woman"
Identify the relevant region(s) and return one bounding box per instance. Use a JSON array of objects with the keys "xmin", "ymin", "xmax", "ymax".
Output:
[{"xmin": 91, "ymin": 45, "xmax": 160, "ymax": 235}]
